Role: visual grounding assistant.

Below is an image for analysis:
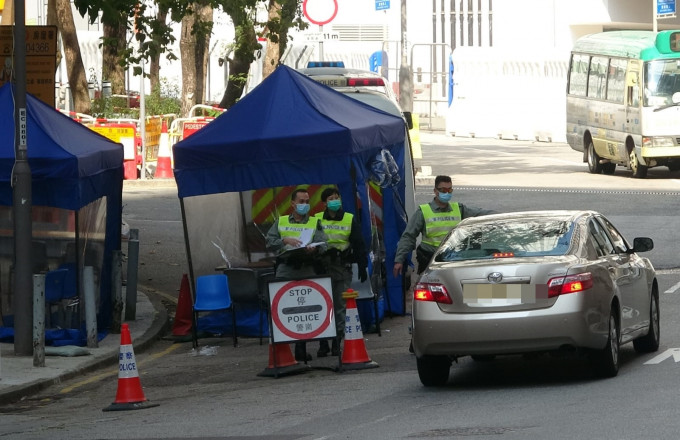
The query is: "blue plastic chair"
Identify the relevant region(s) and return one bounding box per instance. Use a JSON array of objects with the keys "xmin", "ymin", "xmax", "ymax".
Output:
[
  {"xmin": 44, "ymin": 268, "xmax": 68, "ymax": 328},
  {"xmin": 192, "ymin": 274, "xmax": 236, "ymax": 348},
  {"xmin": 58, "ymin": 262, "xmax": 78, "ymax": 299}
]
